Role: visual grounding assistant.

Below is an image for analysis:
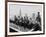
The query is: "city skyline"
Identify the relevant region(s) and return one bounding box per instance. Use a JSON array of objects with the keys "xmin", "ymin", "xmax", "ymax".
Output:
[{"xmin": 9, "ymin": 4, "xmax": 42, "ymax": 20}]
